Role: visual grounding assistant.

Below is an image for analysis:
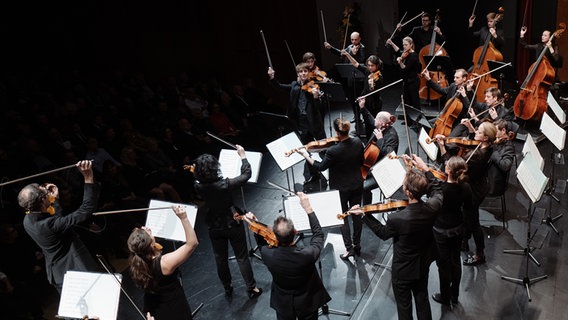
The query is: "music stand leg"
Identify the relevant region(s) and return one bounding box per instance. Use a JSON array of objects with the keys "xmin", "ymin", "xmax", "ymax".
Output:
[
  {"xmin": 501, "ymin": 274, "xmax": 548, "ymax": 302},
  {"xmin": 541, "ymin": 151, "xmax": 563, "ymax": 234},
  {"xmin": 316, "ymin": 260, "xmax": 350, "ymax": 317},
  {"xmin": 191, "ymin": 302, "xmax": 204, "ymax": 317}
]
